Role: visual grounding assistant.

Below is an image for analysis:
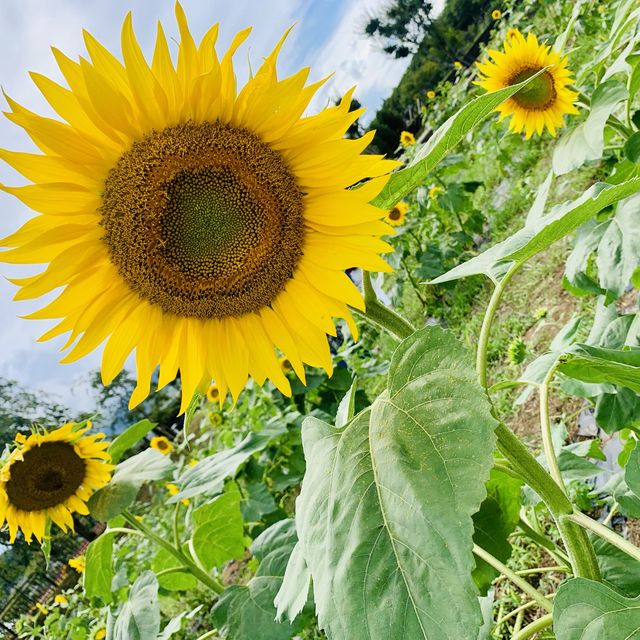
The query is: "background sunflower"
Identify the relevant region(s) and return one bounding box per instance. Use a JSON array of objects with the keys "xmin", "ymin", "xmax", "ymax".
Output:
[
  {"xmin": 0, "ymin": 423, "xmax": 112, "ymax": 543},
  {"xmin": 476, "ymin": 29, "xmax": 579, "ymax": 138}
]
